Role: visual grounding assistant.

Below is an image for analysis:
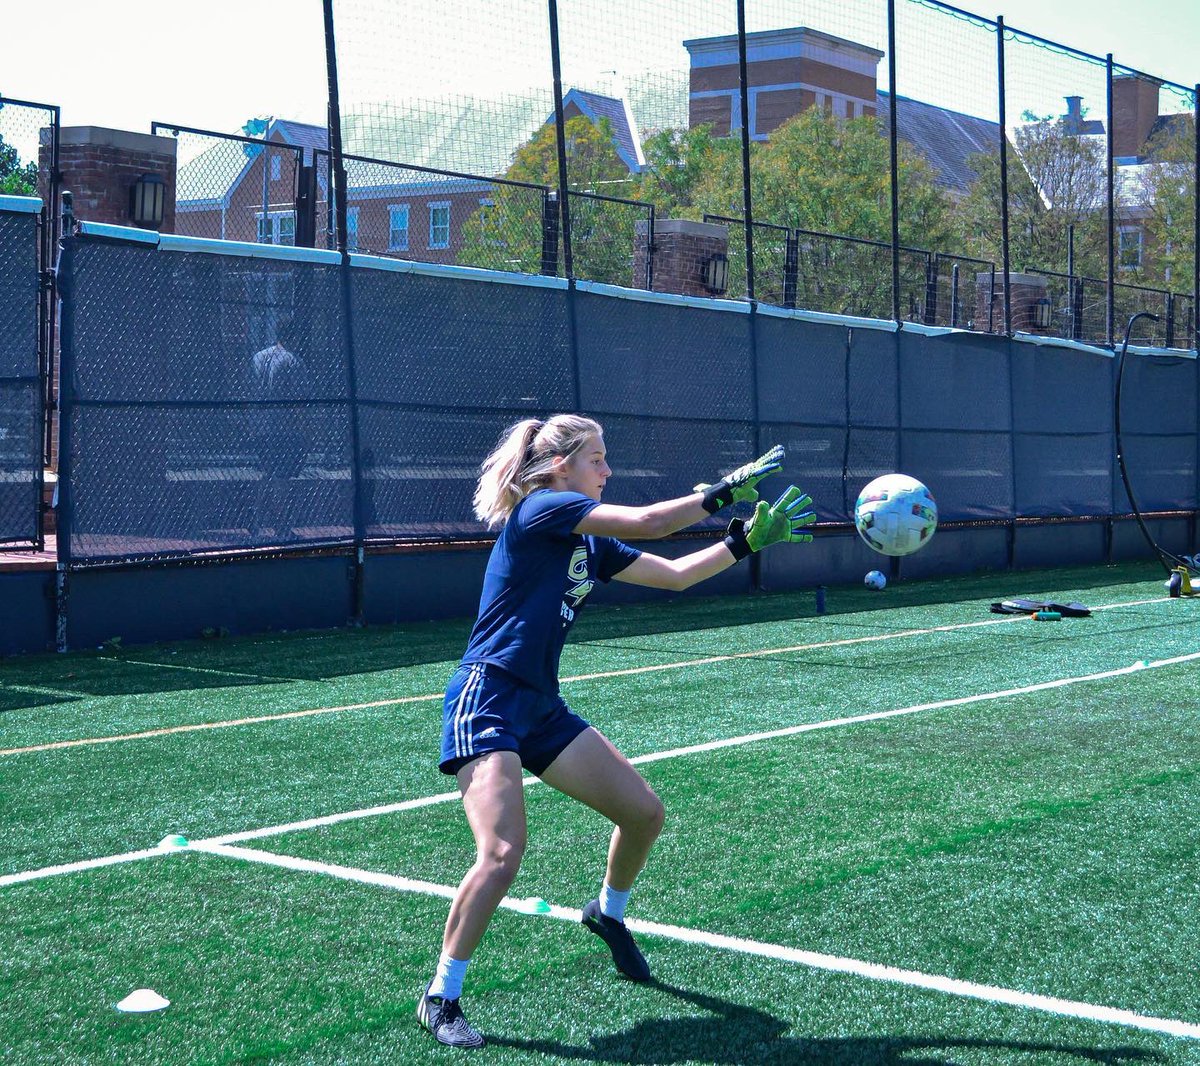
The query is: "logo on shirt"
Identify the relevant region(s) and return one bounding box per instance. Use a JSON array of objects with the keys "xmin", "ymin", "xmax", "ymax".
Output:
[{"xmin": 563, "ymin": 545, "xmax": 594, "ymax": 611}]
